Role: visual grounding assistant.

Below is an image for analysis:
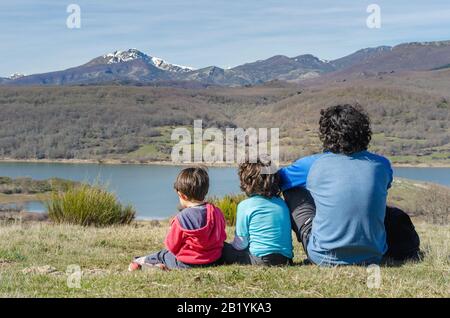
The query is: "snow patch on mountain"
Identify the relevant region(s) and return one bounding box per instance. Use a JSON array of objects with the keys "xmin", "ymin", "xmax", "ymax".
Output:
[
  {"xmin": 10, "ymin": 73, "xmax": 25, "ymax": 80},
  {"xmin": 103, "ymin": 49, "xmax": 195, "ymax": 72},
  {"xmin": 151, "ymin": 56, "xmax": 195, "ymax": 72},
  {"xmin": 103, "ymin": 49, "xmax": 148, "ymax": 64}
]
